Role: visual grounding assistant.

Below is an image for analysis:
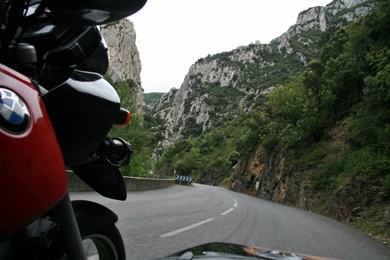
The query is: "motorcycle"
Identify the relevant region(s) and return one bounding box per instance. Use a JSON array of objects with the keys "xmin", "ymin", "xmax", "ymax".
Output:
[{"xmin": 0, "ymin": 0, "xmax": 146, "ymax": 259}]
